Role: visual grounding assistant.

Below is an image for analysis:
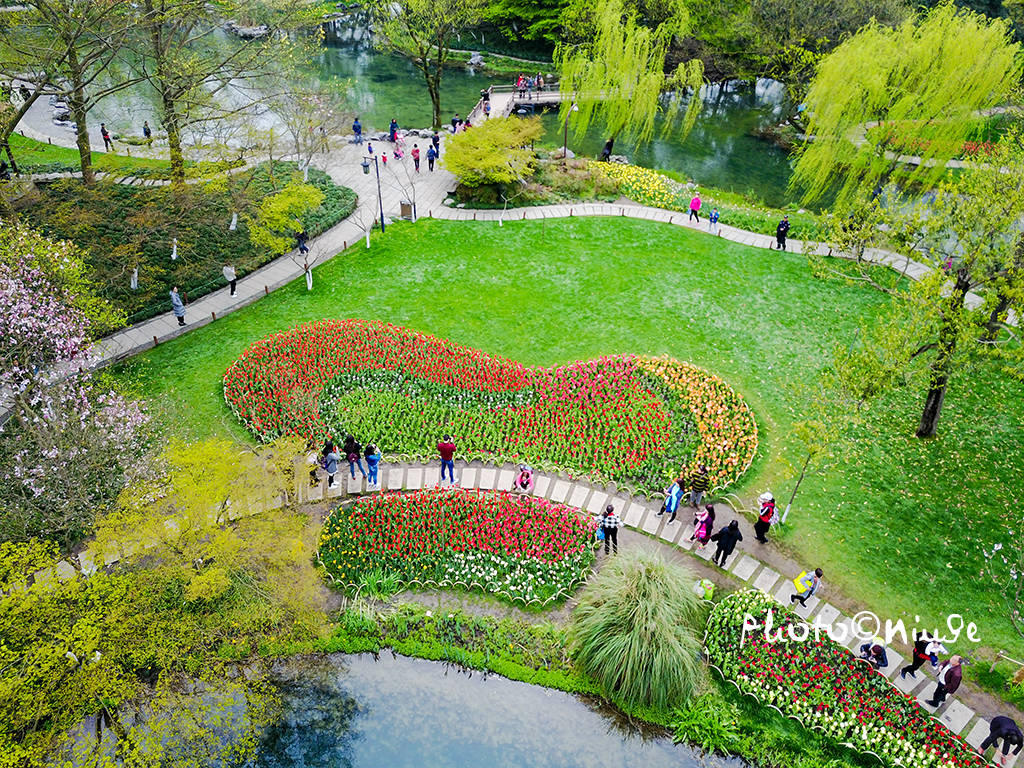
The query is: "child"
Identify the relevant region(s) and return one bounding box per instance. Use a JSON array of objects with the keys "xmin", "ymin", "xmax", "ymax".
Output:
[
  {"xmin": 393, "ymin": 144, "xmax": 403, "ymax": 160},
  {"xmin": 690, "ymin": 504, "xmax": 716, "ymax": 546},
  {"xmin": 381, "ymin": 152, "xmax": 388, "ymax": 165},
  {"xmin": 708, "ymin": 207, "xmax": 720, "ymax": 235}
]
